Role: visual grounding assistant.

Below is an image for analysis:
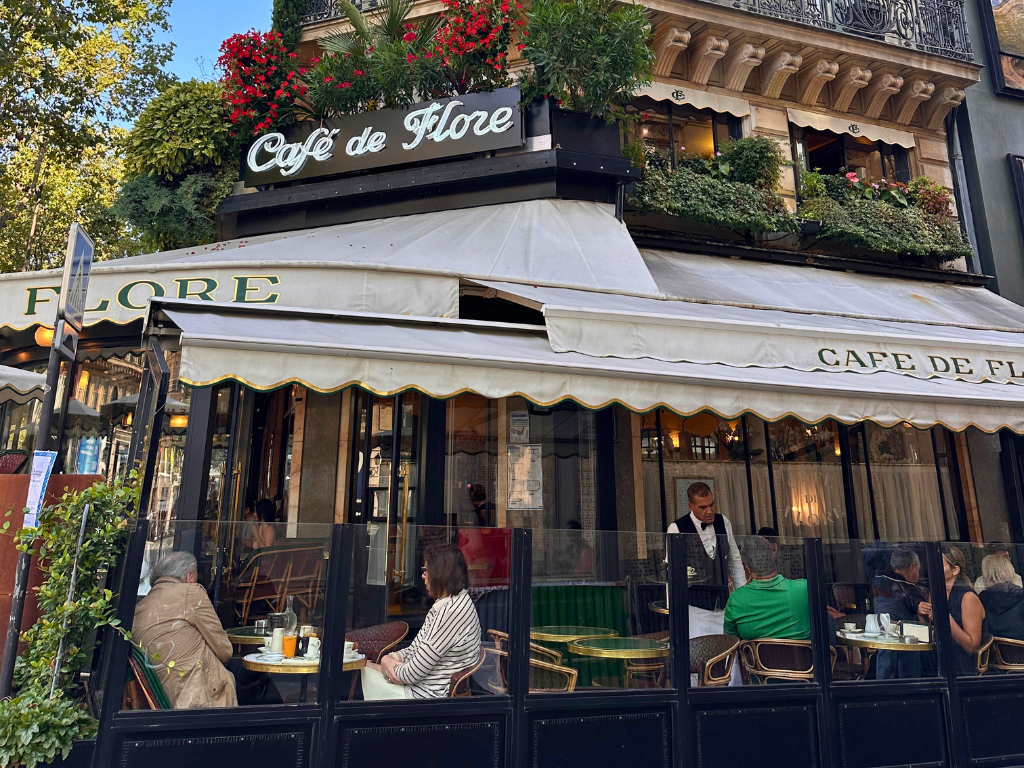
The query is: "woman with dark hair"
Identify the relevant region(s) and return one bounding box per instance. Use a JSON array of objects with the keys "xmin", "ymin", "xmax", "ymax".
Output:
[
  {"xmin": 921, "ymin": 547, "xmax": 985, "ymax": 676},
  {"xmin": 251, "ymin": 499, "xmax": 278, "ymax": 551},
  {"xmin": 363, "ymin": 543, "xmax": 481, "ymax": 699}
]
